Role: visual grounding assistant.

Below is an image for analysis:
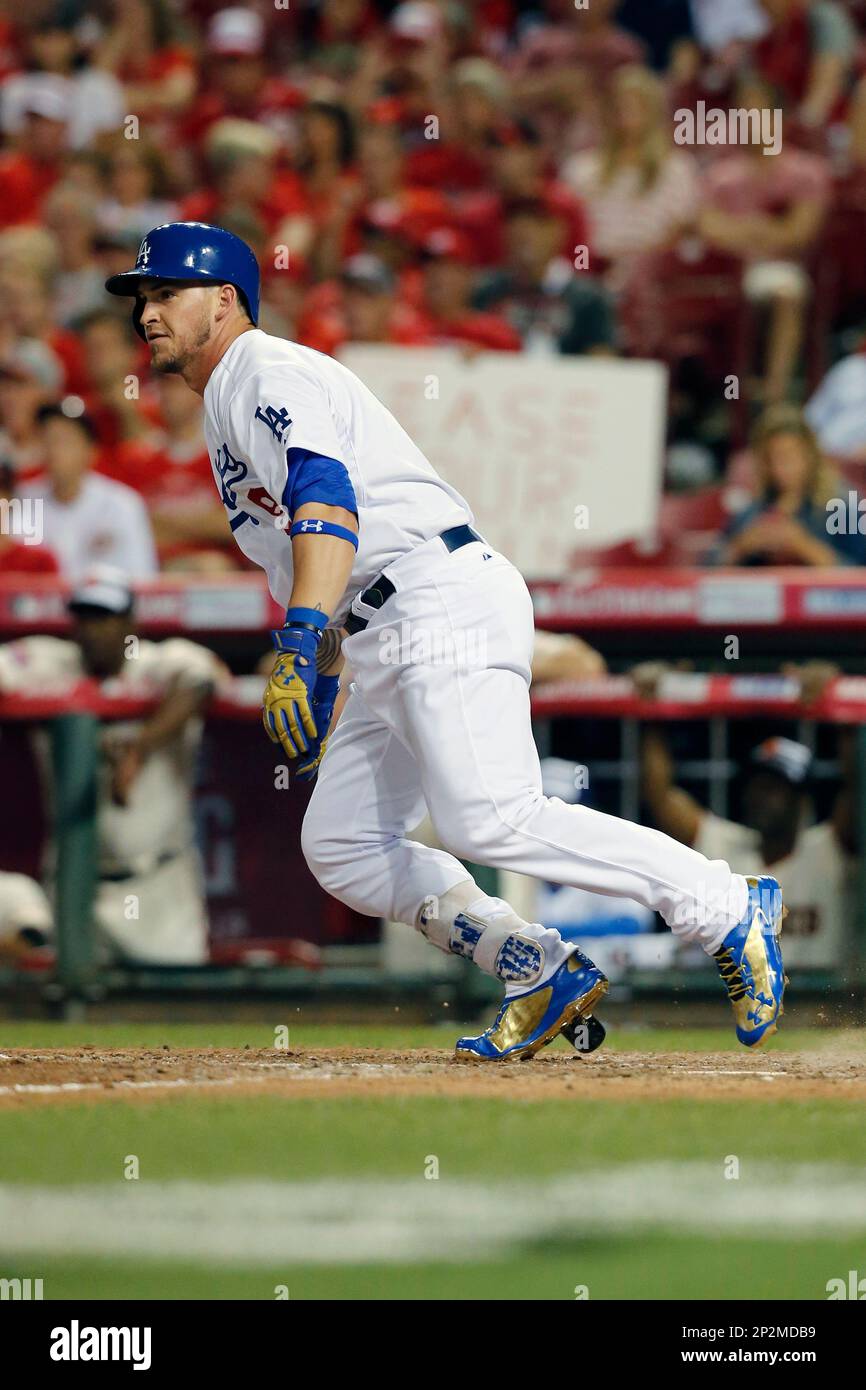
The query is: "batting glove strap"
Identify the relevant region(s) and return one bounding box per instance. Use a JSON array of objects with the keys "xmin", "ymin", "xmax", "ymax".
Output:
[{"xmin": 271, "ymin": 607, "xmax": 329, "ymax": 657}]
